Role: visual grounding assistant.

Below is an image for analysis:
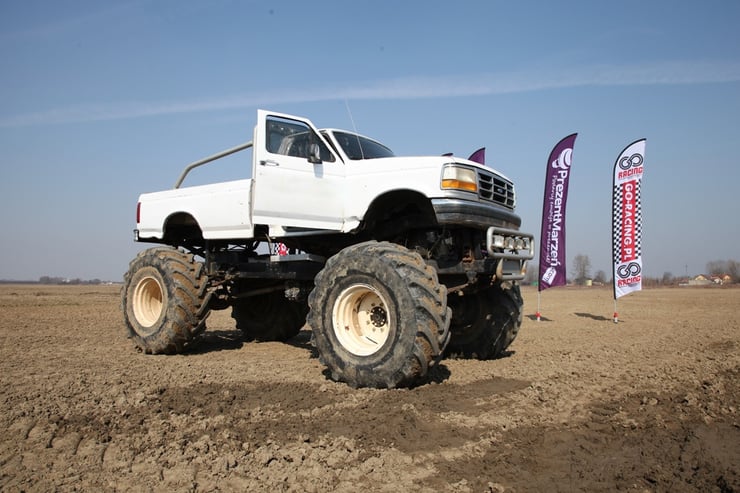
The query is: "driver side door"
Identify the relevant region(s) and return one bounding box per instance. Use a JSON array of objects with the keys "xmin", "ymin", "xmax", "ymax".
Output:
[{"xmin": 251, "ymin": 110, "xmax": 345, "ymax": 233}]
